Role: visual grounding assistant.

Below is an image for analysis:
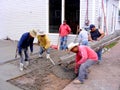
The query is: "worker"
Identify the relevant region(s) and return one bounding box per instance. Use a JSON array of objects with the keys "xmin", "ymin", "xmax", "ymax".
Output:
[
  {"xmin": 37, "ymin": 31, "xmax": 51, "ymax": 59},
  {"xmin": 59, "ymin": 20, "xmax": 71, "ymax": 50},
  {"xmin": 89, "ymin": 24, "xmax": 105, "ymax": 64},
  {"xmin": 67, "ymin": 42, "xmax": 98, "ymax": 84},
  {"xmin": 18, "ymin": 30, "xmax": 37, "ymax": 71},
  {"xmin": 78, "ymin": 28, "xmax": 89, "ymax": 45}
]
